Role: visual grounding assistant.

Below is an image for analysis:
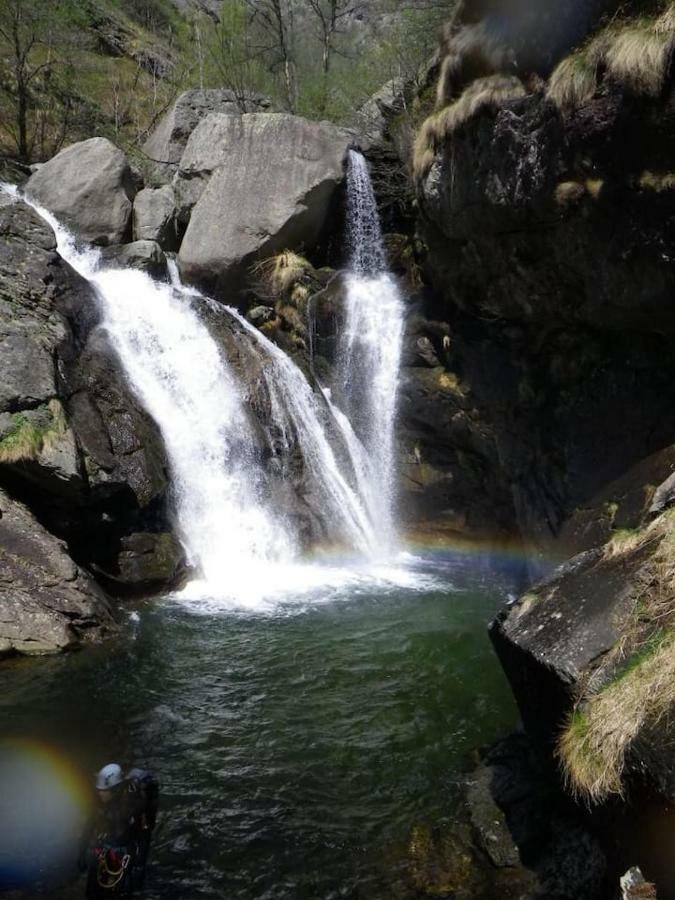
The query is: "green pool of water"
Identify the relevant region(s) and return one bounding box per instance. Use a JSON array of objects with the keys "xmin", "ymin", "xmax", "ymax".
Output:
[{"xmin": 0, "ymin": 555, "xmax": 517, "ymax": 898}]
